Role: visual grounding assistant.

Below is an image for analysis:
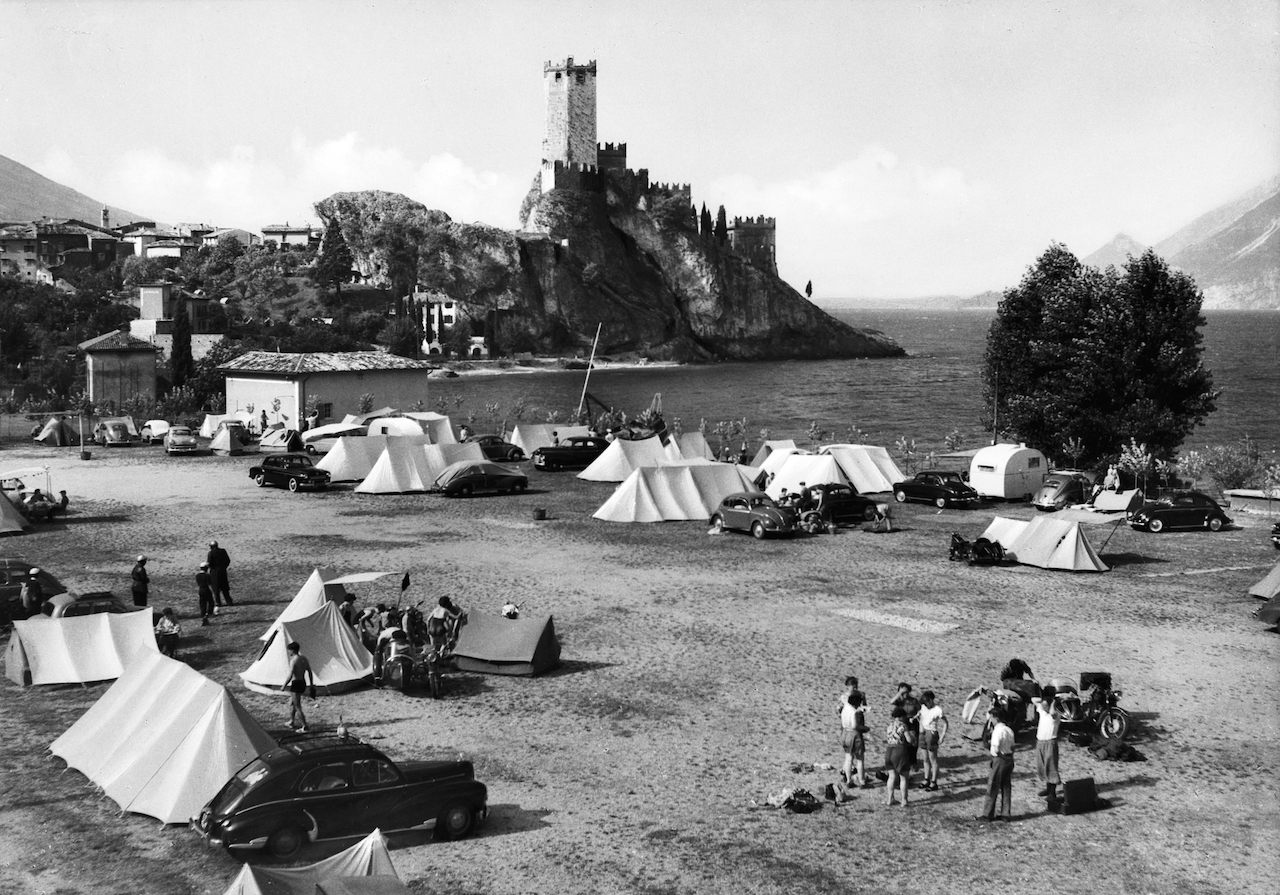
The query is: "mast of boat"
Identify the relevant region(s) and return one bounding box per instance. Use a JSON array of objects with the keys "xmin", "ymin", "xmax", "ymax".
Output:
[{"xmin": 576, "ymin": 322, "xmax": 602, "ymax": 423}]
